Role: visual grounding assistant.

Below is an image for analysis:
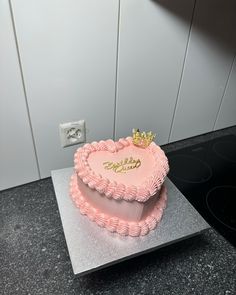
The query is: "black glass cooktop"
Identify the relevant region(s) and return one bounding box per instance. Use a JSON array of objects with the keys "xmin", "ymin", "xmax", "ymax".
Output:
[{"xmin": 167, "ymin": 134, "xmax": 236, "ymax": 247}]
